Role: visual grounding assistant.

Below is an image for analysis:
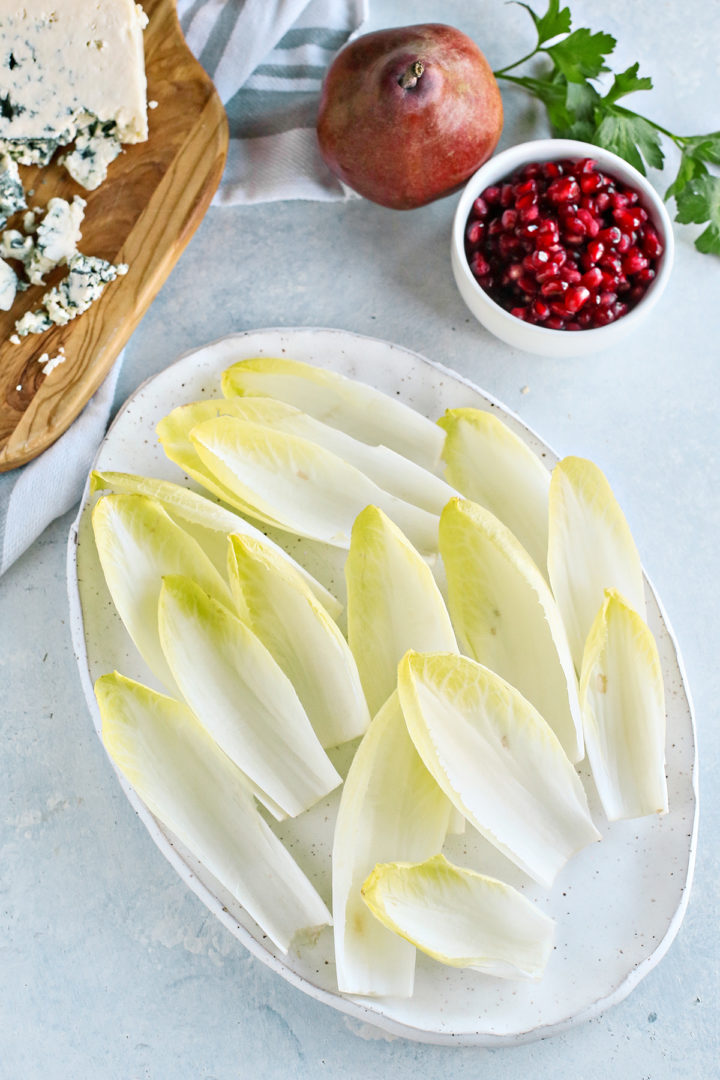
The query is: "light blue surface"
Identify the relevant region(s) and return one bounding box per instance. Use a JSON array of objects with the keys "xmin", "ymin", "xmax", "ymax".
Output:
[{"xmin": 1, "ymin": 0, "xmax": 718, "ymax": 1076}]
